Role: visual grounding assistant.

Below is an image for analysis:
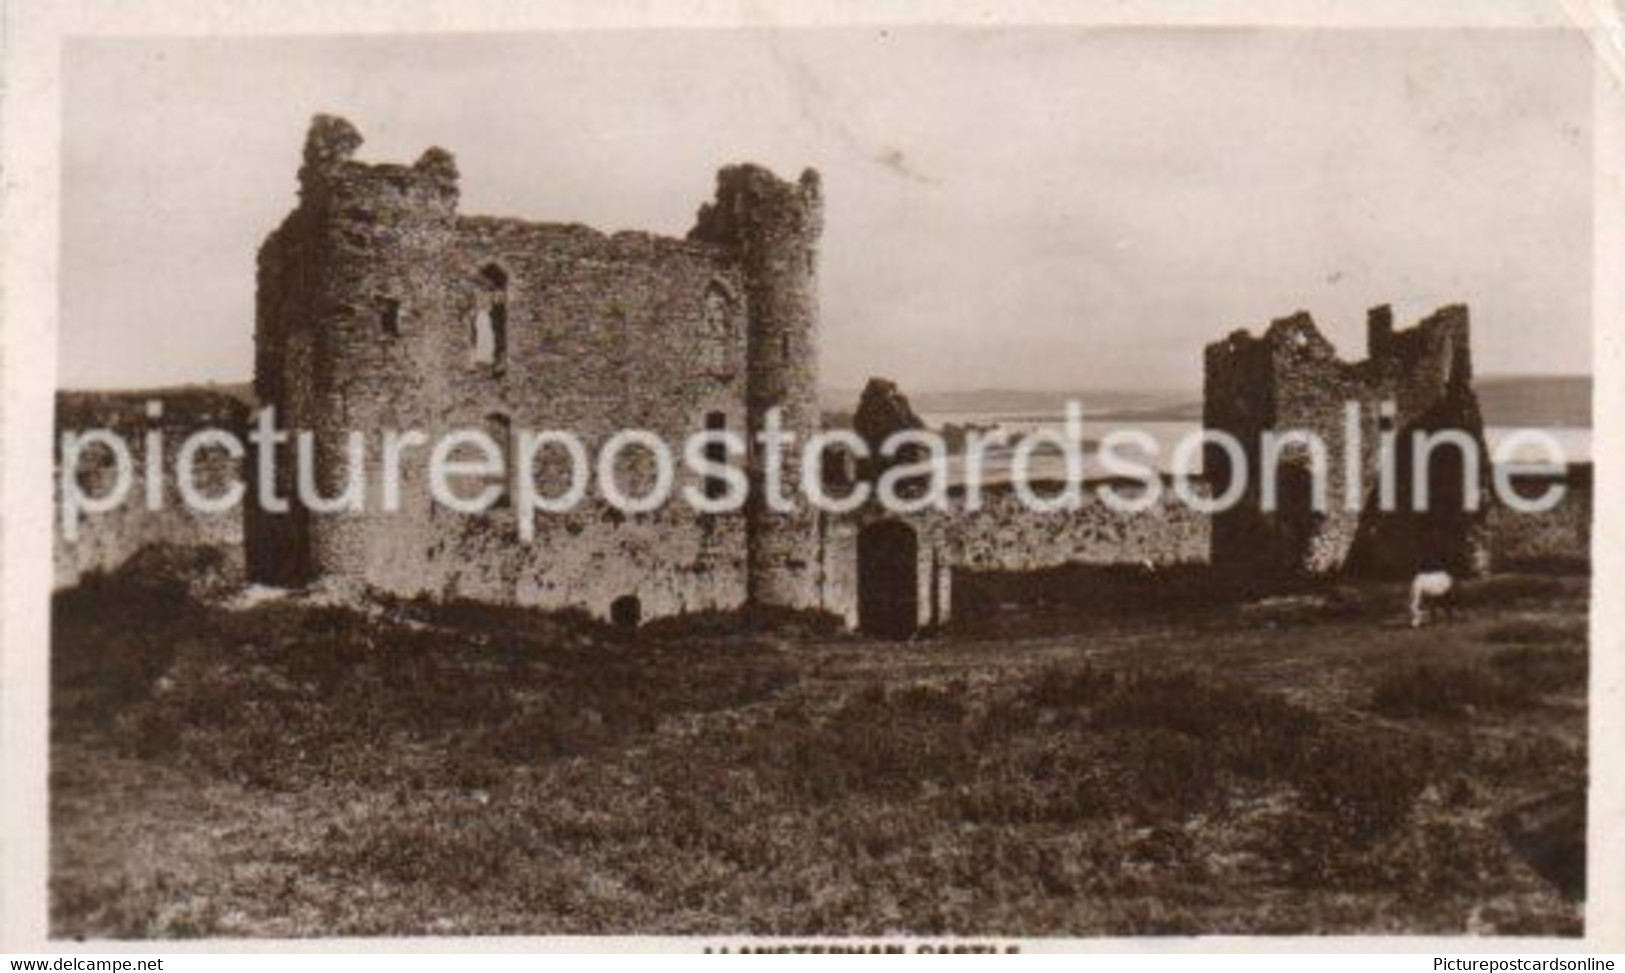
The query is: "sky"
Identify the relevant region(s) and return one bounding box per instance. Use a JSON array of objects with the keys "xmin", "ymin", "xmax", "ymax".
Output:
[{"xmin": 60, "ymin": 28, "xmax": 1593, "ymax": 393}]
